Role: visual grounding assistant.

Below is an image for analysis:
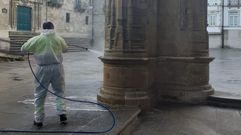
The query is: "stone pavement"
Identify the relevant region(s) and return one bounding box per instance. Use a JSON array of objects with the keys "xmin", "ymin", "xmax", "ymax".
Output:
[
  {"xmin": 210, "ymin": 48, "xmax": 241, "ymax": 96},
  {"xmin": 0, "ymin": 49, "xmax": 241, "ymax": 135},
  {"xmin": 209, "ymin": 48, "xmax": 241, "ymax": 107},
  {"xmin": 0, "ymin": 51, "xmax": 139, "ymax": 135},
  {"xmin": 133, "ymin": 102, "xmax": 241, "ymax": 135},
  {"xmin": 133, "ymin": 48, "xmax": 241, "ymax": 135}
]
